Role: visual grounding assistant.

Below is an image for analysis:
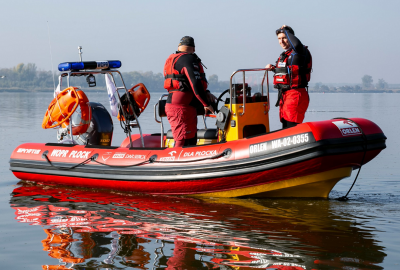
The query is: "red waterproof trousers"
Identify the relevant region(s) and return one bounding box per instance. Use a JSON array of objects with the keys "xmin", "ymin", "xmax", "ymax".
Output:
[
  {"xmin": 279, "ymin": 88, "xmax": 309, "ymax": 123},
  {"xmin": 165, "ymin": 104, "xmax": 197, "ymax": 141}
]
